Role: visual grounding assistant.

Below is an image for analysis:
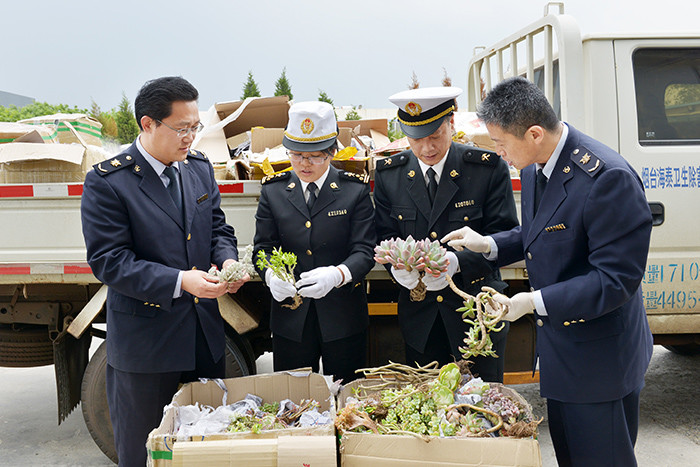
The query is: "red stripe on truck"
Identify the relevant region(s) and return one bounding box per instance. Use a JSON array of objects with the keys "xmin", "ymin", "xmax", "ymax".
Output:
[
  {"xmin": 218, "ymin": 183, "xmax": 244, "ymax": 194},
  {"xmin": 0, "ymin": 264, "xmax": 32, "ymax": 275},
  {"xmin": 64, "ymin": 264, "xmax": 93, "ymax": 274},
  {"xmin": 0, "ymin": 185, "xmax": 33, "ymax": 198}
]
